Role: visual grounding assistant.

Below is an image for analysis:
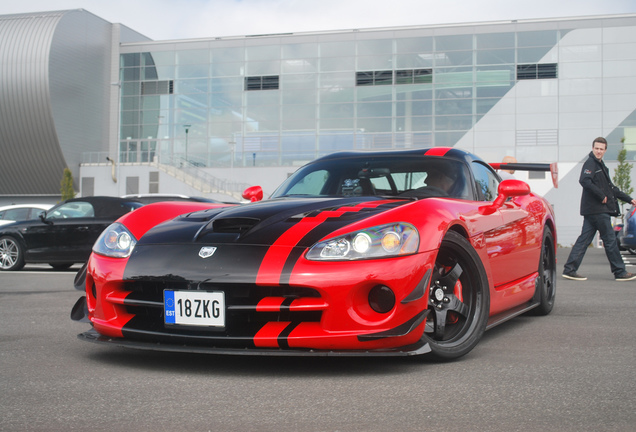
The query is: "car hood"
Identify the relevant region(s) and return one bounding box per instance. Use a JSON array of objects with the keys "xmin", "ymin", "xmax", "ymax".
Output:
[
  {"xmin": 123, "ymin": 197, "xmax": 411, "ymax": 282},
  {"xmin": 137, "ymin": 196, "xmax": 410, "ymax": 247}
]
